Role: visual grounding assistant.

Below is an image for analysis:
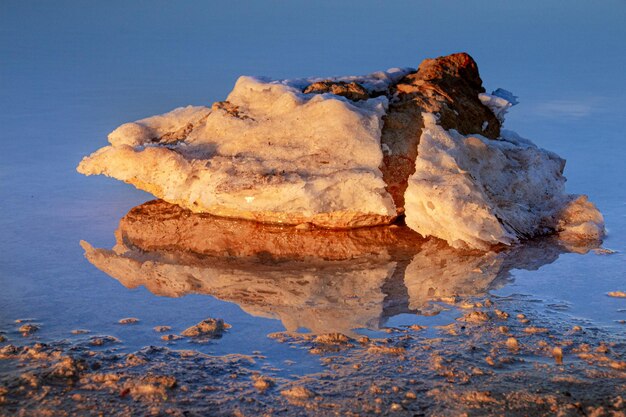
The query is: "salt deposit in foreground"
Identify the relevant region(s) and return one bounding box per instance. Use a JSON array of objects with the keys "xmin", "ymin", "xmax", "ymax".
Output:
[{"xmin": 77, "ymin": 53, "xmax": 604, "ymax": 249}]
